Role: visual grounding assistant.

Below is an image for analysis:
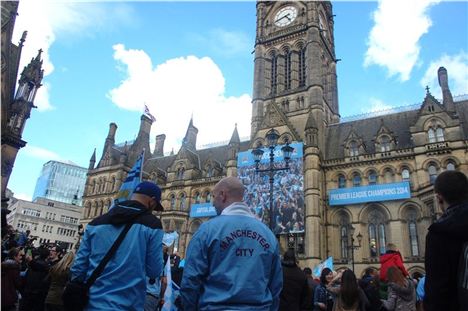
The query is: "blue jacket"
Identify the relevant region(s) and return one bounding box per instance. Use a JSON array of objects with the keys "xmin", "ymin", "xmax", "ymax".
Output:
[
  {"xmin": 70, "ymin": 200, "xmax": 163, "ymax": 311},
  {"xmin": 180, "ymin": 202, "xmax": 283, "ymax": 311}
]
